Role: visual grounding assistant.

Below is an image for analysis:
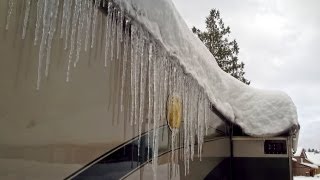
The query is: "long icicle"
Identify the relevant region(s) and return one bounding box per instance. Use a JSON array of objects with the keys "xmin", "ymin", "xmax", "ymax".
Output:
[
  {"xmin": 130, "ymin": 23, "xmax": 137, "ymax": 126},
  {"xmin": 45, "ymin": 0, "xmax": 60, "ymax": 77},
  {"xmin": 120, "ymin": 20, "xmax": 129, "ymax": 112},
  {"xmin": 5, "ymin": 0, "xmax": 15, "ymax": 30},
  {"xmin": 90, "ymin": 0, "xmax": 101, "ymax": 49},
  {"xmin": 34, "ymin": 0, "xmax": 44, "ymax": 46},
  {"xmin": 37, "ymin": 0, "xmax": 51, "ymax": 90},
  {"xmin": 66, "ymin": 0, "xmax": 81, "ymax": 82},
  {"xmin": 22, "ymin": 0, "xmax": 31, "ymax": 39},
  {"xmin": 138, "ymin": 35, "xmax": 146, "ymax": 157},
  {"xmin": 152, "ymin": 51, "xmax": 159, "ymax": 180},
  {"xmin": 63, "ymin": 0, "xmax": 73, "ymax": 49},
  {"xmin": 74, "ymin": 0, "xmax": 86, "ymax": 67},
  {"xmin": 84, "ymin": 0, "xmax": 93, "ymax": 51},
  {"xmin": 147, "ymin": 42, "xmax": 153, "ymax": 162}
]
